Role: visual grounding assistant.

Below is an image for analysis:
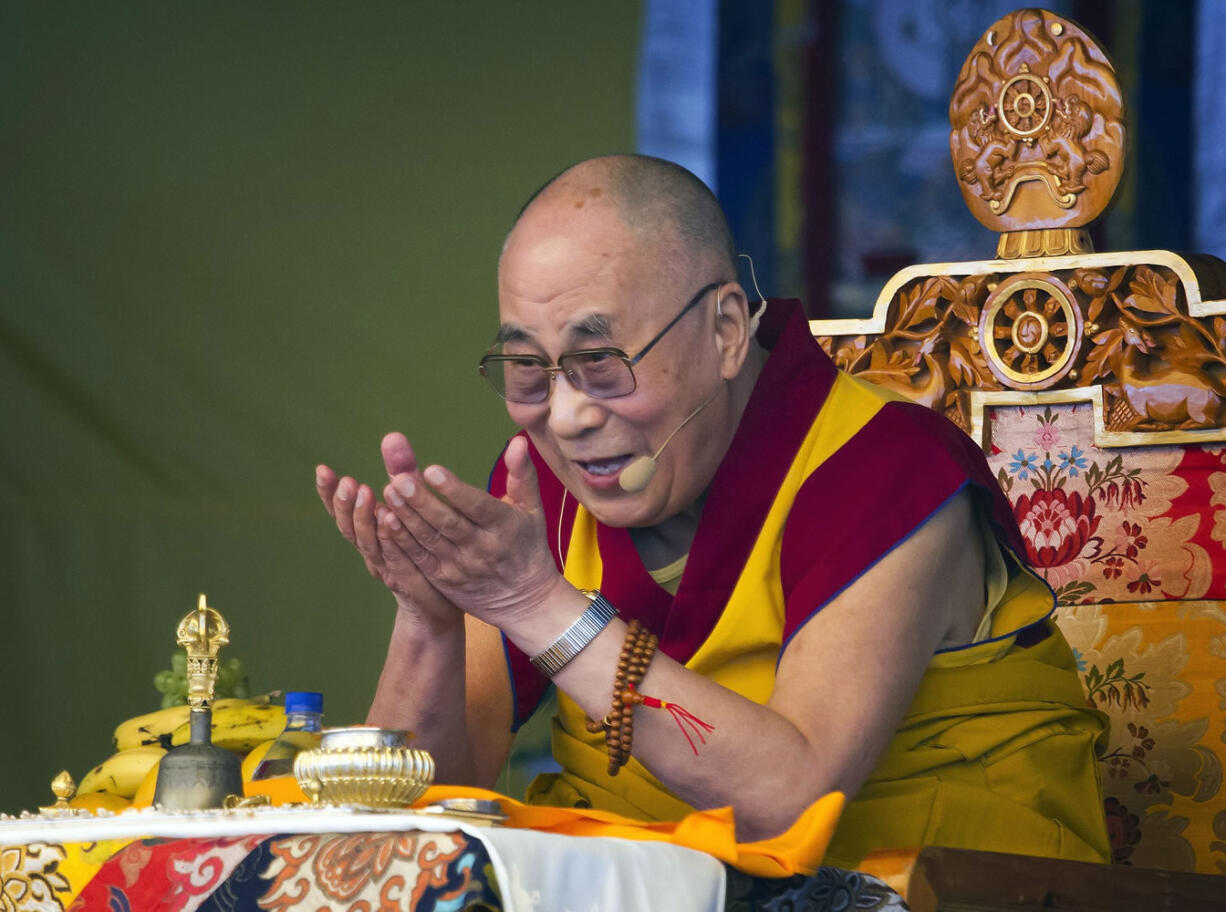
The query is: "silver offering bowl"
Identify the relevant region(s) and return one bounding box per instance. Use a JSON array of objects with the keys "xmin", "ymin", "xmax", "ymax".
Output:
[{"xmin": 293, "ymin": 727, "xmax": 435, "ymax": 808}]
